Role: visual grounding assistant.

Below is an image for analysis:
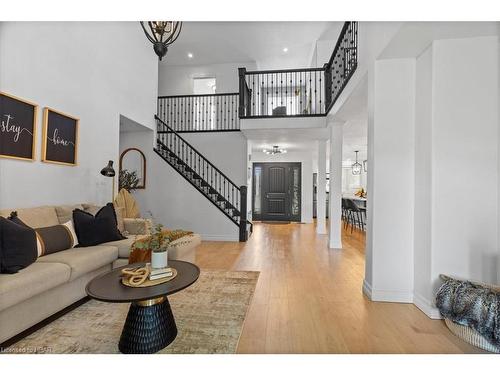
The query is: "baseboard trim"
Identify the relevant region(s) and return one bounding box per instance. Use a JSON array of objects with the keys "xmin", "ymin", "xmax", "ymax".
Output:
[
  {"xmin": 371, "ymin": 289, "xmax": 413, "ymax": 303},
  {"xmin": 200, "ymin": 234, "xmax": 239, "ymax": 242},
  {"xmin": 365, "ymin": 284, "xmax": 413, "ymax": 303},
  {"xmin": 363, "ymin": 281, "xmax": 442, "ymax": 319},
  {"xmin": 362, "ymin": 279, "xmax": 372, "ymax": 299},
  {"xmin": 413, "ymin": 292, "xmax": 442, "ymax": 319},
  {"xmin": 329, "ymin": 238, "xmax": 342, "ymax": 249}
]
